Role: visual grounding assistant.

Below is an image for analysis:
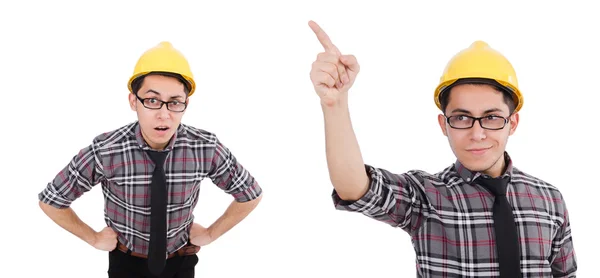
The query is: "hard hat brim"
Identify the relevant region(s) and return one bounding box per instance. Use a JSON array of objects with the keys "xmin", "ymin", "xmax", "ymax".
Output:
[
  {"xmin": 436, "ymin": 77, "xmax": 522, "ymax": 113},
  {"xmin": 127, "ymin": 71, "xmax": 196, "ymax": 96}
]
